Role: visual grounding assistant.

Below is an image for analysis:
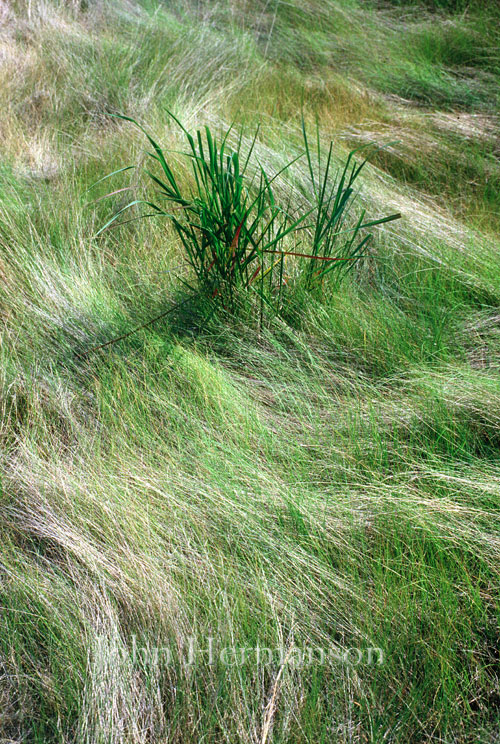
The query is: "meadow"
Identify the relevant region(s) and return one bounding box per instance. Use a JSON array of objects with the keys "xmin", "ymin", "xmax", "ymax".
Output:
[{"xmin": 1, "ymin": 0, "xmax": 500, "ymax": 741}]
